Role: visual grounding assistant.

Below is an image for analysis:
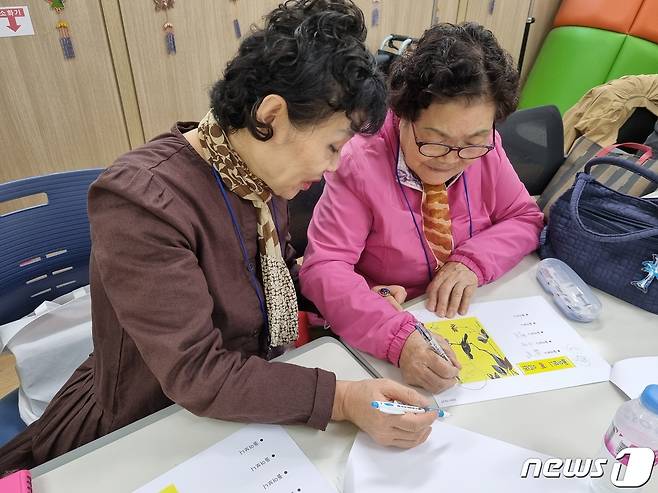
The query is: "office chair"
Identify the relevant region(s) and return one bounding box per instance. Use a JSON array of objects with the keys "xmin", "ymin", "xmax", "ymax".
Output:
[
  {"xmin": 0, "ymin": 168, "xmax": 102, "ymax": 447},
  {"xmin": 288, "ymin": 178, "xmax": 325, "ymax": 257},
  {"xmin": 497, "ymin": 105, "xmax": 566, "ymax": 196}
]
